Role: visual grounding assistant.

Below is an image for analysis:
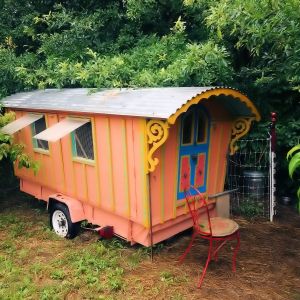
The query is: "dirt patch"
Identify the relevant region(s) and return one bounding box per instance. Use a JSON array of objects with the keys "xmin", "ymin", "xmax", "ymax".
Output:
[{"xmin": 0, "ymin": 191, "xmax": 300, "ymax": 299}]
